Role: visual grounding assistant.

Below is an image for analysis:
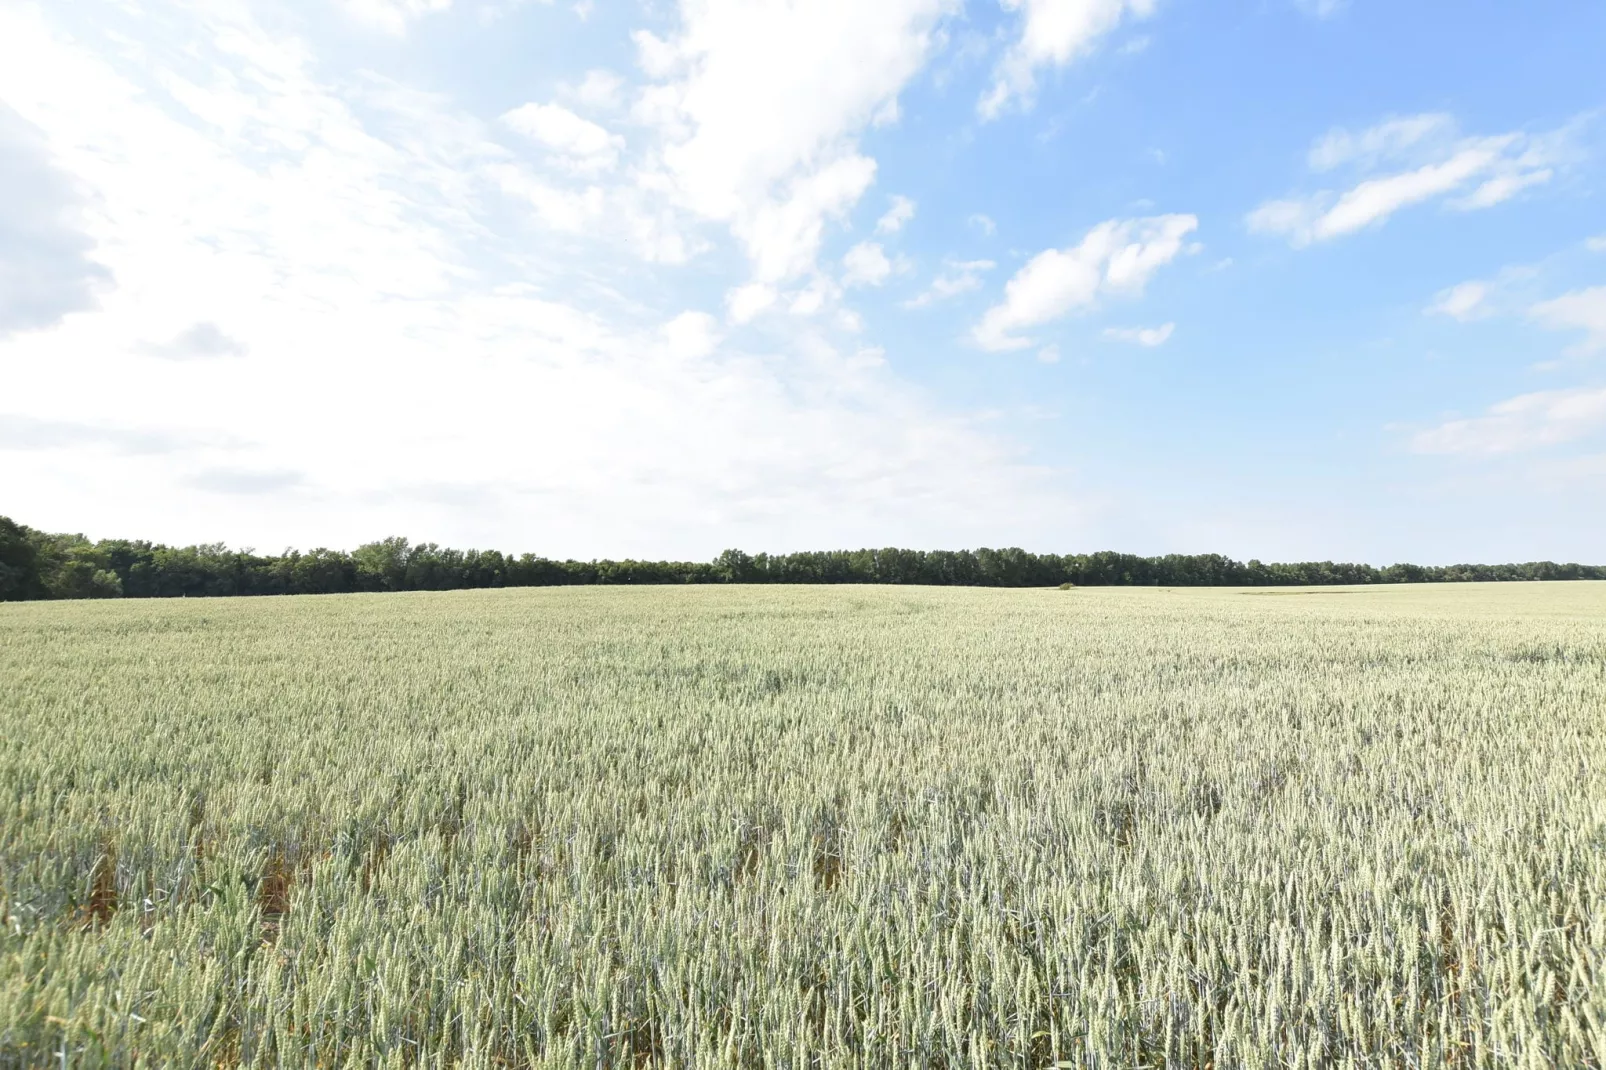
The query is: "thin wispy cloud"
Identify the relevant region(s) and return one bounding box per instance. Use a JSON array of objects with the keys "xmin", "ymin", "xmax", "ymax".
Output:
[
  {"xmin": 1293, "ymin": 0, "xmax": 1347, "ymax": 18},
  {"xmin": 560, "ymin": 69, "xmax": 625, "ymax": 112},
  {"xmin": 187, "ymin": 468, "xmax": 306, "ymax": 495},
  {"xmin": 1249, "ymin": 115, "xmax": 1564, "ymax": 246},
  {"xmin": 1104, "ymin": 323, "xmax": 1174, "ymax": 346},
  {"xmin": 1426, "ymin": 268, "xmax": 1604, "ymax": 357},
  {"xmin": 876, "ymin": 195, "xmax": 917, "ymax": 235},
  {"xmin": 1426, "ymin": 281, "xmax": 1492, "ymax": 322},
  {"xmin": 342, "ymin": 0, "xmax": 454, "ymax": 35},
  {"xmin": 1413, "ymin": 387, "xmax": 1606, "ymax": 456},
  {"xmin": 904, "ymin": 259, "xmax": 996, "ymax": 309},
  {"xmin": 1530, "ymin": 287, "xmax": 1606, "ymax": 355},
  {"xmin": 0, "ymin": 414, "xmax": 234, "ymax": 455}
]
